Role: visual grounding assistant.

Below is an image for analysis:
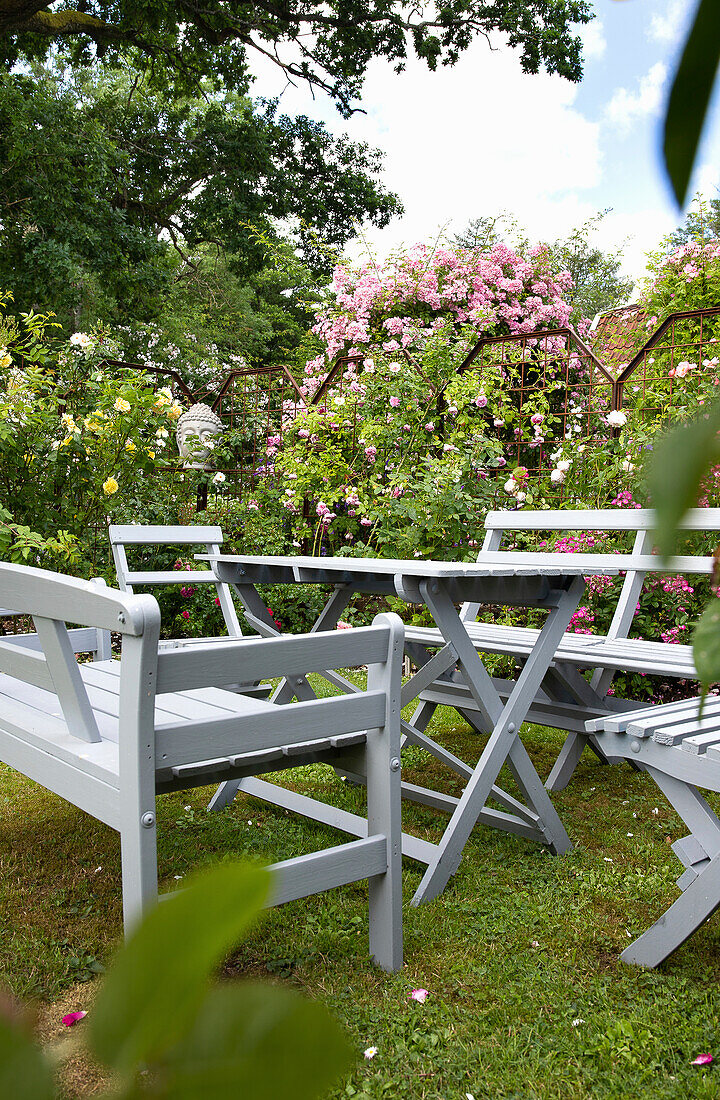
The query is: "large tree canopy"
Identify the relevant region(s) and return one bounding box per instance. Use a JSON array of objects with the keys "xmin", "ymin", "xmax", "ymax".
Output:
[
  {"xmin": 1, "ymin": 0, "xmax": 592, "ymax": 115},
  {"xmin": 0, "ymin": 67, "xmax": 400, "ymax": 323}
]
